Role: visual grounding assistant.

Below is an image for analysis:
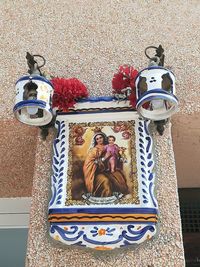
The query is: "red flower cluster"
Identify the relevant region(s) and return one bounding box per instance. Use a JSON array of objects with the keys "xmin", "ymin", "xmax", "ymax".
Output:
[
  {"xmin": 51, "ymin": 78, "xmax": 88, "ymax": 111},
  {"xmin": 112, "ymin": 65, "xmax": 138, "ymax": 108}
]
